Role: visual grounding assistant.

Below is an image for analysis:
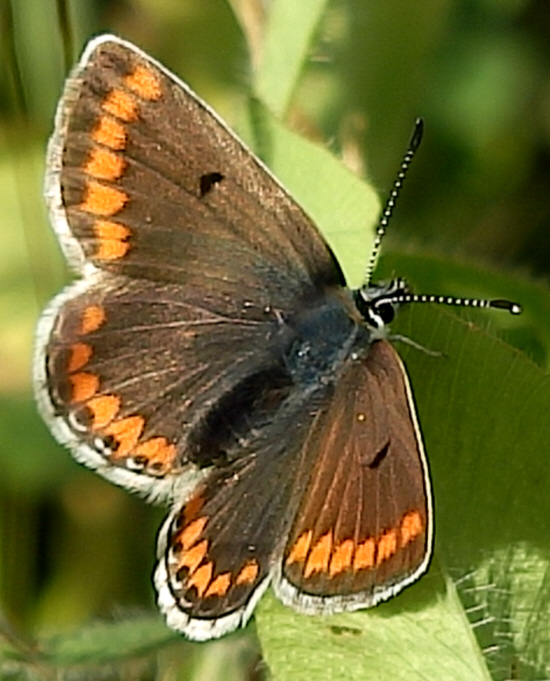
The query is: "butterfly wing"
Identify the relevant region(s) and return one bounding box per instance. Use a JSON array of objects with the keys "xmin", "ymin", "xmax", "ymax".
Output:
[
  {"xmin": 36, "ymin": 275, "xmax": 296, "ymax": 501},
  {"xmin": 45, "ymin": 35, "xmax": 343, "ymax": 299},
  {"xmin": 155, "ymin": 339, "xmax": 432, "ymax": 640},
  {"xmin": 155, "ymin": 424, "xmax": 309, "ymax": 641},
  {"xmin": 35, "ymin": 35, "xmax": 344, "ymax": 500},
  {"xmin": 275, "ymin": 339, "xmax": 432, "ymax": 612}
]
